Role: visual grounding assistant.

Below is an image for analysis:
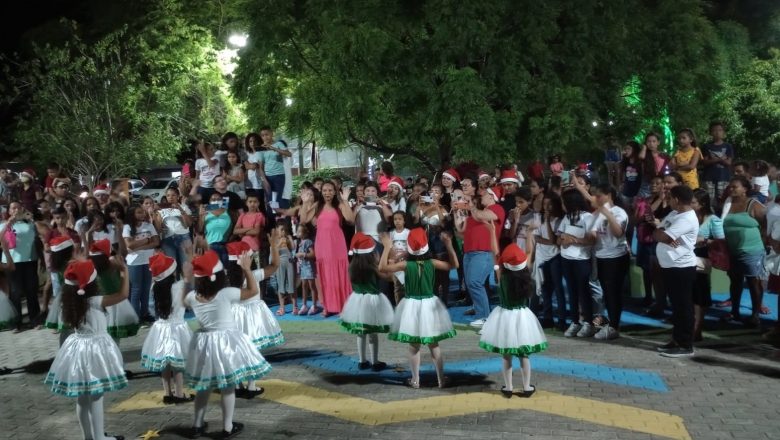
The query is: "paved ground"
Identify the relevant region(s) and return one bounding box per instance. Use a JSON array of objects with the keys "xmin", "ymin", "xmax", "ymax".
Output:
[{"xmin": 1, "ymin": 293, "xmax": 779, "ymax": 440}]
